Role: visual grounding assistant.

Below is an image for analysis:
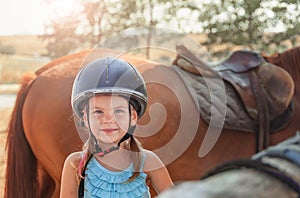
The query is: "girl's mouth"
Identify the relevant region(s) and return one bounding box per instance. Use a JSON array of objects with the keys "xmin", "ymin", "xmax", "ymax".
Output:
[{"xmin": 101, "ymin": 129, "xmax": 118, "ymax": 134}]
